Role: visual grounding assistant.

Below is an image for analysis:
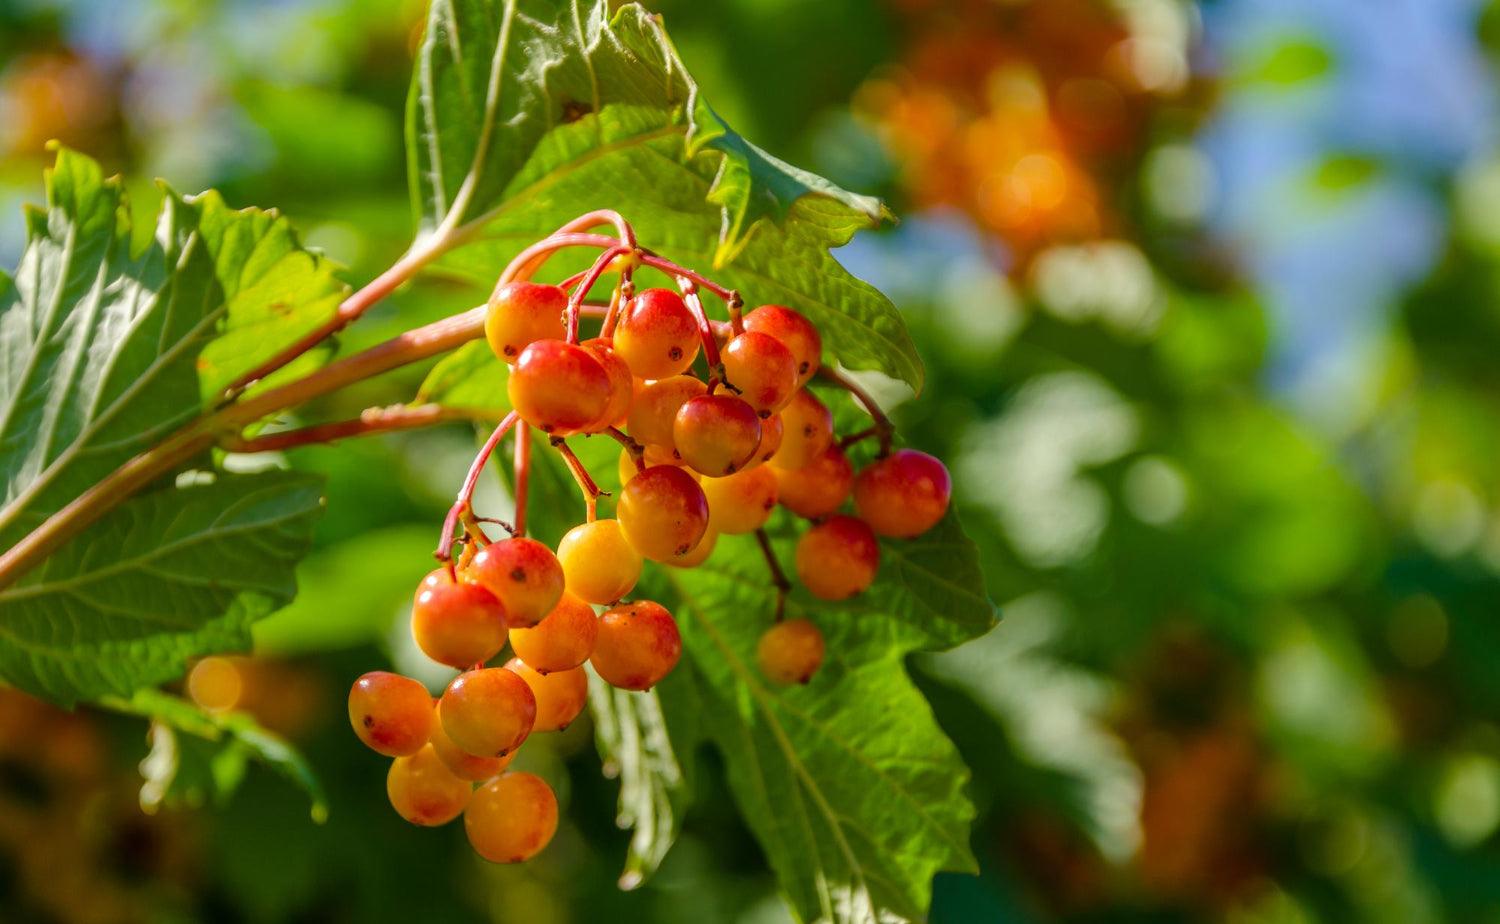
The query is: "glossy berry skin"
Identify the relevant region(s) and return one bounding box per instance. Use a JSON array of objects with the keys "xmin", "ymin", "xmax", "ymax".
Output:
[
  {"xmin": 746, "ymin": 412, "xmax": 783, "ymax": 470},
  {"xmin": 757, "ymin": 619, "xmax": 826, "ymax": 685},
  {"xmin": 614, "ymin": 288, "xmax": 700, "ymax": 378},
  {"xmin": 557, "ymin": 519, "xmax": 641, "ymax": 605},
  {"xmin": 702, "ymin": 466, "xmax": 778, "ymax": 535},
  {"xmin": 507, "ymin": 339, "xmax": 610, "ymax": 435},
  {"xmin": 508, "ymin": 593, "xmax": 598, "ymax": 674},
  {"xmin": 411, "ymin": 568, "xmax": 507, "ymax": 668},
  {"xmin": 673, "ymin": 394, "xmax": 761, "ymax": 477},
  {"xmin": 617, "ymin": 444, "xmax": 690, "ymax": 489},
  {"xmin": 853, "ymin": 449, "xmax": 952, "ymax": 538},
  {"xmin": 617, "ymin": 465, "xmax": 710, "ymax": 562},
  {"xmin": 485, "ymin": 281, "xmax": 566, "ymax": 363},
  {"xmin": 744, "ymin": 304, "xmax": 822, "ymax": 386},
  {"xmin": 465, "ymin": 772, "xmax": 558, "ymax": 863},
  {"xmin": 387, "ymin": 744, "xmax": 471, "ymax": 826},
  {"xmin": 665, "ymin": 526, "xmax": 717, "ymax": 568},
  {"xmin": 769, "ymin": 389, "xmax": 833, "ymax": 470},
  {"xmin": 430, "ymin": 707, "xmax": 513, "ymax": 781},
  {"xmin": 505, "ymin": 658, "xmax": 588, "ymax": 732},
  {"xmin": 722, "ymin": 331, "xmax": 798, "ymax": 416},
  {"xmin": 591, "ymin": 601, "xmax": 682, "ymax": 691},
  {"xmin": 774, "ymin": 445, "xmax": 854, "ymax": 519},
  {"xmin": 349, "ymin": 671, "xmax": 433, "ymax": 757},
  {"xmin": 626, "ymin": 375, "xmax": 706, "ymax": 452},
  {"xmin": 581, "ymin": 337, "xmax": 633, "ymax": 432},
  {"xmin": 463, "ymin": 537, "xmax": 565, "ymax": 628},
  {"xmin": 795, "ymin": 515, "xmax": 880, "ymax": 600},
  {"xmin": 439, "ymin": 668, "xmax": 536, "ymax": 758}
]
